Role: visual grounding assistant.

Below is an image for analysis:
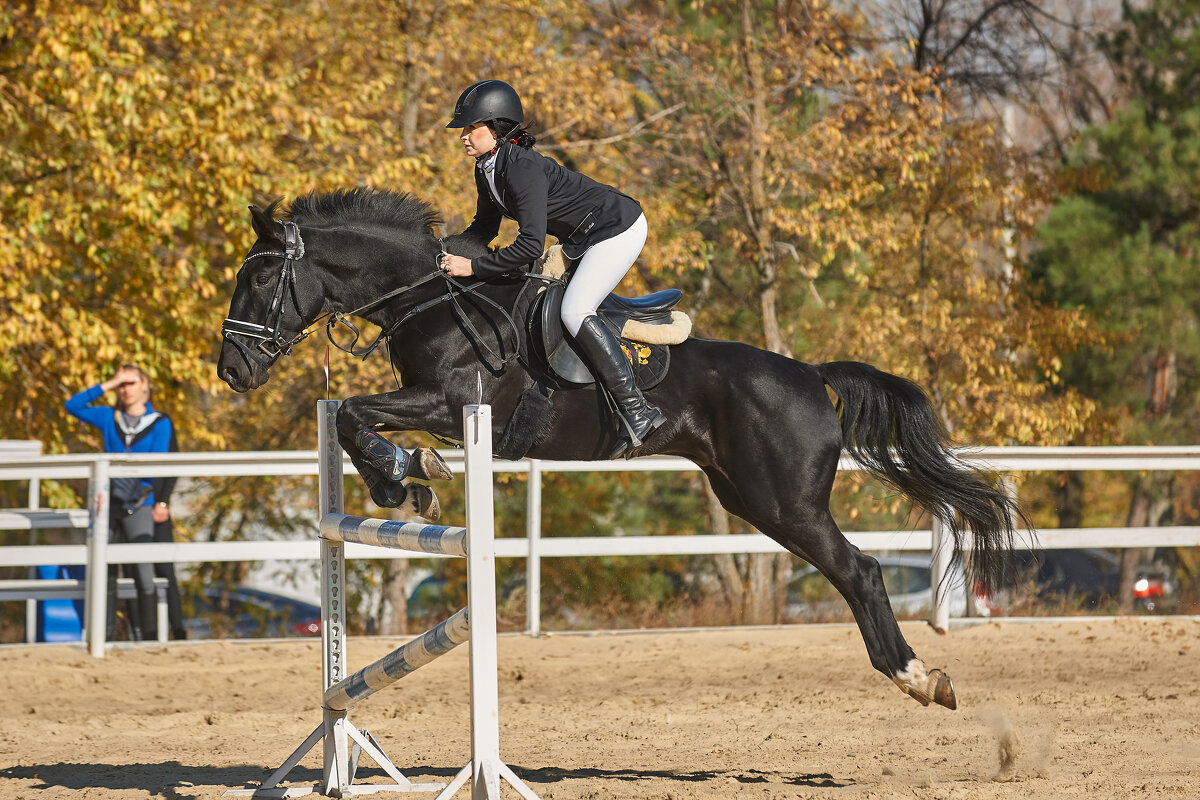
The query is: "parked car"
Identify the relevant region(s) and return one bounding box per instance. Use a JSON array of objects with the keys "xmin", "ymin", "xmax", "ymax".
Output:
[
  {"xmin": 1004, "ymin": 548, "xmax": 1176, "ymax": 613},
  {"xmin": 182, "ymin": 585, "xmax": 321, "ymax": 639},
  {"xmin": 784, "ymin": 555, "xmax": 986, "ymax": 622}
]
